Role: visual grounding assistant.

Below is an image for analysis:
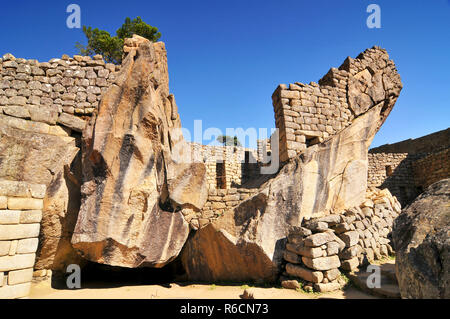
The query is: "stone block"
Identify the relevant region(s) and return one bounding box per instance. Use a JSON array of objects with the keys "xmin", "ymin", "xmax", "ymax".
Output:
[
  {"xmin": 313, "ymin": 282, "xmax": 341, "ymax": 292},
  {"xmin": 283, "ymin": 250, "xmax": 300, "ymax": 264},
  {"xmin": 57, "ymin": 112, "xmax": 86, "ymax": 132},
  {"xmin": 338, "ymin": 231, "xmax": 359, "ymax": 247},
  {"xmin": 7, "ymin": 197, "xmax": 43, "ymax": 210},
  {"xmin": 8, "ymin": 96, "xmax": 27, "ymax": 106},
  {"xmin": 286, "ymin": 242, "xmax": 323, "ymax": 258},
  {"xmin": 29, "ymin": 184, "xmax": 46, "ymax": 199},
  {"xmin": 0, "ymin": 196, "xmax": 6, "ymax": 209},
  {"xmin": 16, "ymin": 238, "xmax": 39, "ymax": 254},
  {"xmin": 8, "ymin": 268, "xmax": 33, "ymax": 285},
  {"xmin": 288, "ymin": 226, "xmax": 312, "ymax": 240},
  {"xmin": 303, "ymin": 232, "xmax": 335, "ymax": 247},
  {"xmin": 0, "ymin": 210, "xmax": 21, "ymax": 224},
  {"xmin": 326, "ymin": 241, "xmax": 340, "ymax": 256},
  {"xmin": 340, "ymin": 256, "xmax": 360, "ymax": 271},
  {"xmin": 281, "ymin": 279, "xmax": 300, "ymax": 290},
  {"xmin": 0, "ymin": 282, "xmax": 31, "ymax": 299},
  {"xmin": 28, "ymin": 105, "xmax": 58, "ymax": 125},
  {"xmin": 0, "ymin": 253, "xmax": 36, "ymax": 271},
  {"xmin": 3, "ymin": 105, "xmax": 30, "ymax": 119},
  {"xmin": 280, "ymin": 90, "xmax": 300, "ymax": 99},
  {"xmin": 0, "ymin": 224, "xmax": 40, "ymax": 240},
  {"xmin": 285, "ymin": 263, "xmax": 323, "ymax": 283},
  {"xmin": 302, "ymin": 255, "xmax": 341, "ymax": 271},
  {"xmin": 339, "ymin": 245, "xmax": 361, "ymax": 260},
  {"xmin": 303, "ymin": 221, "xmax": 328, "ymax": 232},
  {"xmin": 211, "ymin": 202, "xmax": 226, "ymax": 209},
  {"xmin": 8, "ymin": 240, "xmax": 18, "ymax": 255},
  {"xmin": 0, "ymin": 241, "xmax": 10, "ymax": 256},
  {"xmin": 333, "ymin": 222, "xmax": 351, "ymax": 234},
  {"xmin": 315, "ymin": 214, "xmax": 341, "ymax": 226},
  {"xmin": 19, "ymin": 210, "xmax": 42, "ymax": 224},
  {"xmin": 324, "ymin": 268, "xmax": 341, "ymax": 281},
  {"xmin": 0, "ymin": 180, "xmax": 30, "ymax": 197}
]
